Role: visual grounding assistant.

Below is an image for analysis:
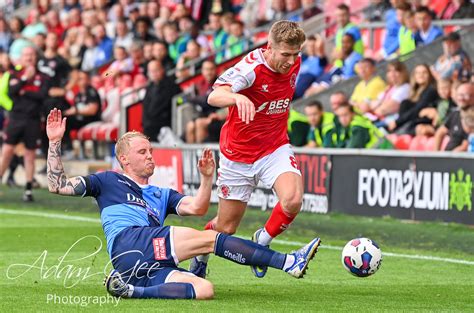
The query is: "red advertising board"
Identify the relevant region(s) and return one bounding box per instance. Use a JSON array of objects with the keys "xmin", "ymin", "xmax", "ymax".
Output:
[{"xmin": 150, "ymin": 148, "xmax": 183, "ymax": 193}]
